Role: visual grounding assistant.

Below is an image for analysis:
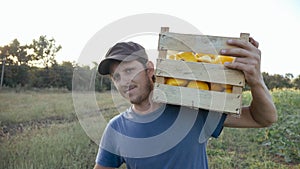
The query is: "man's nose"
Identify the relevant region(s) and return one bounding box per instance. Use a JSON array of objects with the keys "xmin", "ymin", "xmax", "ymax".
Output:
[{"xmin": 119, "ymin": 74, "xmax": 133, "ymax": 86}]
